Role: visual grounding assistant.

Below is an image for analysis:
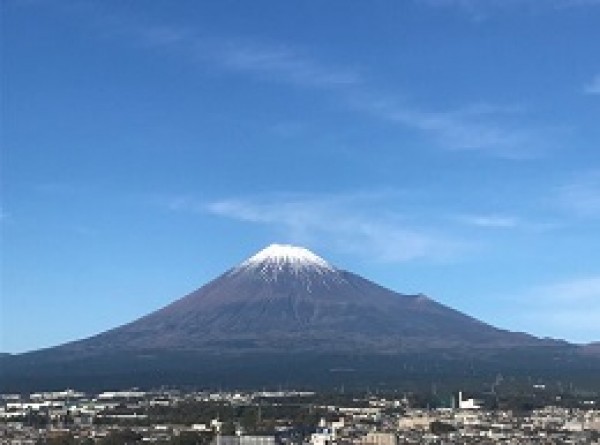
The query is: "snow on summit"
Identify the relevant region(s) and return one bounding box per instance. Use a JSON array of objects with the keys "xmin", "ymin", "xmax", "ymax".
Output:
[{"xmin": 238, "ymin": 244, "xmax": 335, "ymax": 274}]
